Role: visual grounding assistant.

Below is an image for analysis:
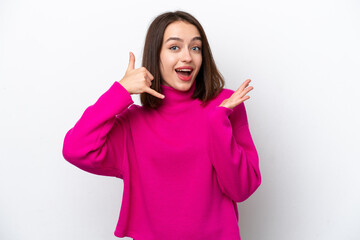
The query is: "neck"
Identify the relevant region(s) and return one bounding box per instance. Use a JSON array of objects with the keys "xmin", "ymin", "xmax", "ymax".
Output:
[{"xmin": 157, "ymin": 81, "xmax": 197, "ymax": 112}]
